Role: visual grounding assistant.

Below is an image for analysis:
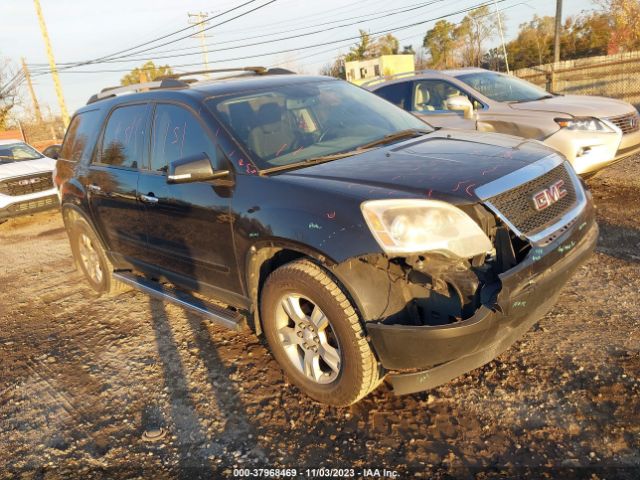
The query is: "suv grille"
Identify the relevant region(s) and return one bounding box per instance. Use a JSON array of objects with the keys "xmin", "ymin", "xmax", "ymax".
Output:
[
  {"xmin": 0, "ymin": 173, "xmax": 53, "ymax": 196},
  {"xmin": 606, "ymin": 112, "xmax": 640, "ymax": 135},
  {"xmin": 486, "ymin": 164, "xmax": 577, "ymax": 236},
  {"xmin": 7, "ymin": 195, "xmax": 57, "ymax": 214}
]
